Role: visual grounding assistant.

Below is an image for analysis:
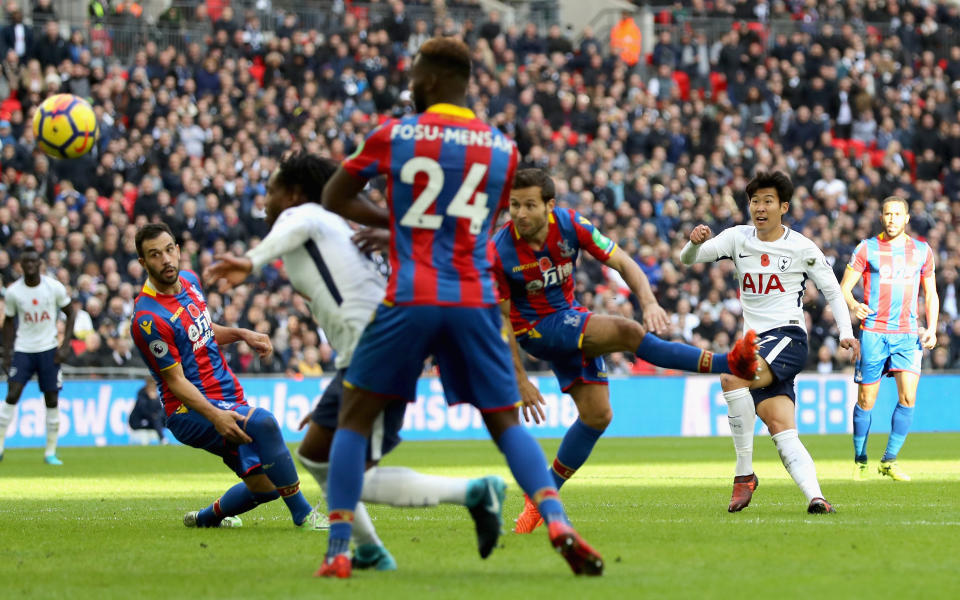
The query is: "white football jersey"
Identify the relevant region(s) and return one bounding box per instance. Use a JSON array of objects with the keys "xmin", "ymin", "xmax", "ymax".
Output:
[
  {"xmin": 3, "ymin": 275, "xmax": 71, "ymax": 353},
  {"xmin": 246, "ymin": 202, "xmax": 386, "ymax": 369},
  {"xmin": 681, "ymin": 225, "xmax": 854, "ymax": 339}
]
